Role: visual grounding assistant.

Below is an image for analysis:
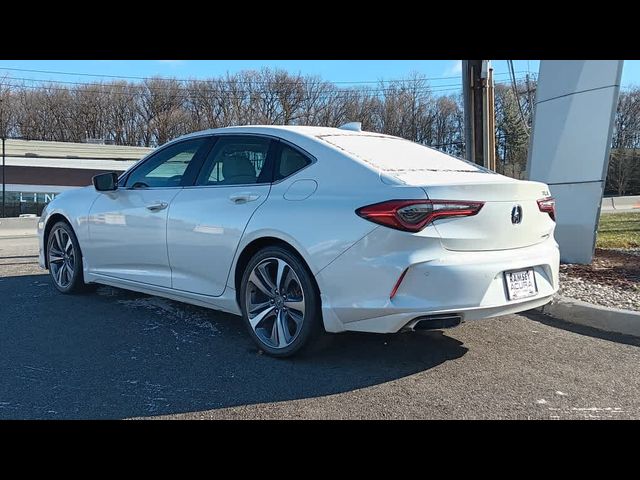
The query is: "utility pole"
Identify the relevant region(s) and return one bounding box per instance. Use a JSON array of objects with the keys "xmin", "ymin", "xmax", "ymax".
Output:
[
  {"xmin": 1, "ymin": 136, "xmax": 4, "ymax": 218},
  {"xmin": 525, "ymin": 73, "xmax": 533, "ymax": 111},
  {"xmin": 2, "ymin": 132, "xmax": 7, "ymax": 218},
  {"xmin": 484, "ymin": 65, "xmax": 496, "ymax": 171},
  {"xmin": 0, "ymin": 97, "xmax": 4, "ymax": 218},
  {"xmin": 462, "ymin": 60, "xmax": 496, "ymax": 170}
]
